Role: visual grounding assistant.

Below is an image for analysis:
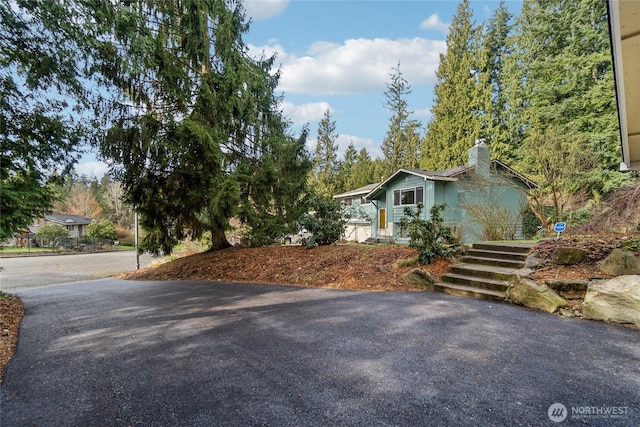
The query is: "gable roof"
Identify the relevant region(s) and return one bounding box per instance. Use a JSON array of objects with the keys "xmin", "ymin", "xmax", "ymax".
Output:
[
  {"xmin": 491, "ymin": 159, "xmax": 538, "ymax": 189},
  {"xmin": 333, "ymin": 183, "xmax": 380, "ymax": 199},
  {"xmin": 366, "ymin": 160, "xmax": 537, "ymax": 200},
  {"xmin": 44, "ymin": 215, "xmax": 94, "ymax": 225}
]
